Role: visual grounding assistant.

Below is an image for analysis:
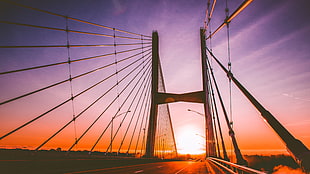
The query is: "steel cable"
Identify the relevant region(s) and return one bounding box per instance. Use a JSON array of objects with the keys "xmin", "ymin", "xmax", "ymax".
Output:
[
  {"xmin": 0, "ymin": 49, "xmax": 151, "ymax": 105},
  {"xmin": 0, "ymin": 0, "xmax": 151, "ymax": 38},
  {"xmin": 104, "ymin": 64, "xmax": 152, "ymax": 153},
  {"xmin": 0, "ymin": 46, "xmax": 151, "ymax": 75},
  {"xmin": 89, "ymin": 60, "xmax": 151, "ymax": 152},
  {"xmin": 0, "ymin": 52, "xmax": 150, "ymax": 140},
  {"xmin": 117, "ymin": 71, "xmax": 152, "ymax": 153}
]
